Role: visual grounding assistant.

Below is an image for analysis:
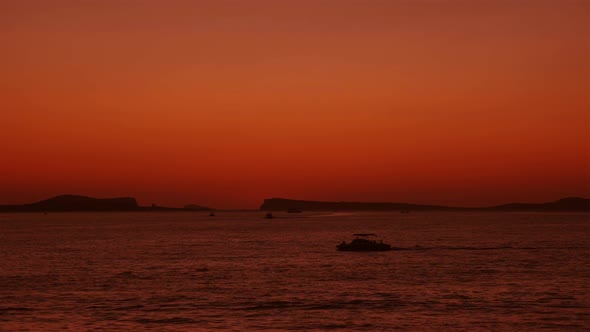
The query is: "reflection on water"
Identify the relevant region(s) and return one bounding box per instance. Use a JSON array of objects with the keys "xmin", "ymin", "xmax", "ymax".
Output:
[{"xmin": 1, "ymin": 212, "xmax": 589, "ymax": 331}]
